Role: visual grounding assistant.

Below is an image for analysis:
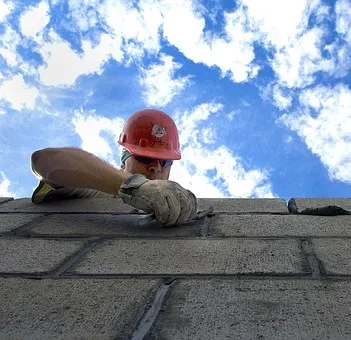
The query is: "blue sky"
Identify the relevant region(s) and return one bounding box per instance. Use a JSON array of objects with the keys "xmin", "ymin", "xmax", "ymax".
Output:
[{"xmin": 0, "ymin": 0, "xmax": 350, "ymax": 201}]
